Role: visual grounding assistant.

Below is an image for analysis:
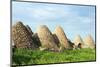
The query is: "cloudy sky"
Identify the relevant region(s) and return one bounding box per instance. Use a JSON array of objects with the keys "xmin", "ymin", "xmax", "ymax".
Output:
[{"xmin": 12, "ymin": 1, "xmax": 96, "ymax": 41}]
